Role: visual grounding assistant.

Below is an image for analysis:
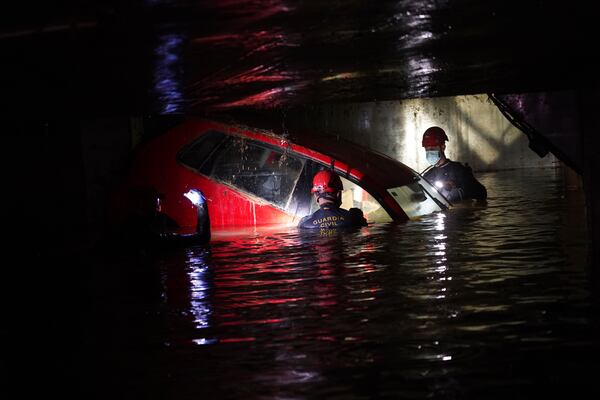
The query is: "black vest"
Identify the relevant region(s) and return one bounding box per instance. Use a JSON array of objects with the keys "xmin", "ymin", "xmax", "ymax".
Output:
[
  {"xmin": 423, "ymin": 160, "xmax": 487, "ymax": 202},
  {"xmin": 298, "ymin": 205, "xmax": 367, "ymax": 230}
]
